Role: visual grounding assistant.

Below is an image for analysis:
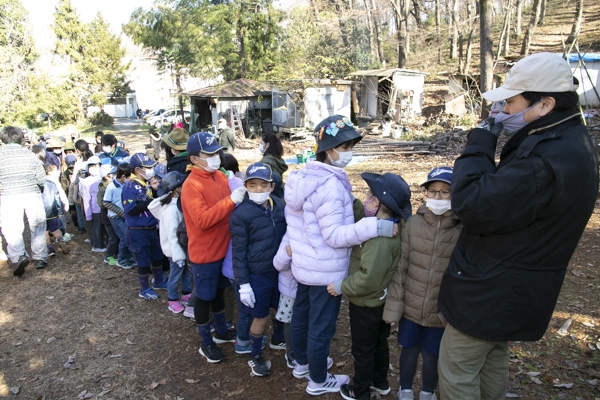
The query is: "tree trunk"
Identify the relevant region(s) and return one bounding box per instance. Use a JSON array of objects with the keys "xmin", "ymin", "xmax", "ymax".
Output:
[
  {"xmin": 520, "ymin": 0, "xmax": 542, "ymax": 55},
  {"xmin": 480, "ymin": 0, "xmax": 494, "ymax": 117},
  {"xmin": 567, "ymin": 0, "xmax": 584, "ymax": 43},
  {"xmin": 391, "ymin": 0, "xmax": 409, "ymax": 67},
  {"xmin": 504, "ymin": 0, "xmax": 512, "ymax": 56},
  {"xmin": 369, "ymin": 0, "xmax": 385, "ymax": 65},
  {"xmin": 515, "ymin": 0, "xmax": 523, "ymax": 34},
  {"xmin": 450, "ymin": 0, "xmax": 460, "ymax": 59},
  {"xmin": 404, "ymin": 0, "xmax": 411, "ymax": 53},
  {"xmin": 461, "ymin": 0, "xmax": 476, "ymax": 75},
  {"xmin": 335, "ymin": 0, "xmax": 350, "ymax": 47},
  {"xmin": 497, "ymin": 2, "xmax": 511, "ymax": 59},
  {"xmin": 539, "ymin": 0, "xmax": 548, "ymax": 25},
  {"xmin": 411, "ymin": 0, "xmax": 424, "ymax": 29},
  {"xmin": 364, "ymin": 0, "xmax": 379, "ymax": 61},
  {"xmin": 175, "ymin": 72, "xmax": 185, "ymax": 129},
  {"xmin": 435, "ymin": 0, "xmax": 442, "ymax": 63},
  {"xmin": 238, "ymin": 1, "xmax": 247, "ymax": 78}
]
